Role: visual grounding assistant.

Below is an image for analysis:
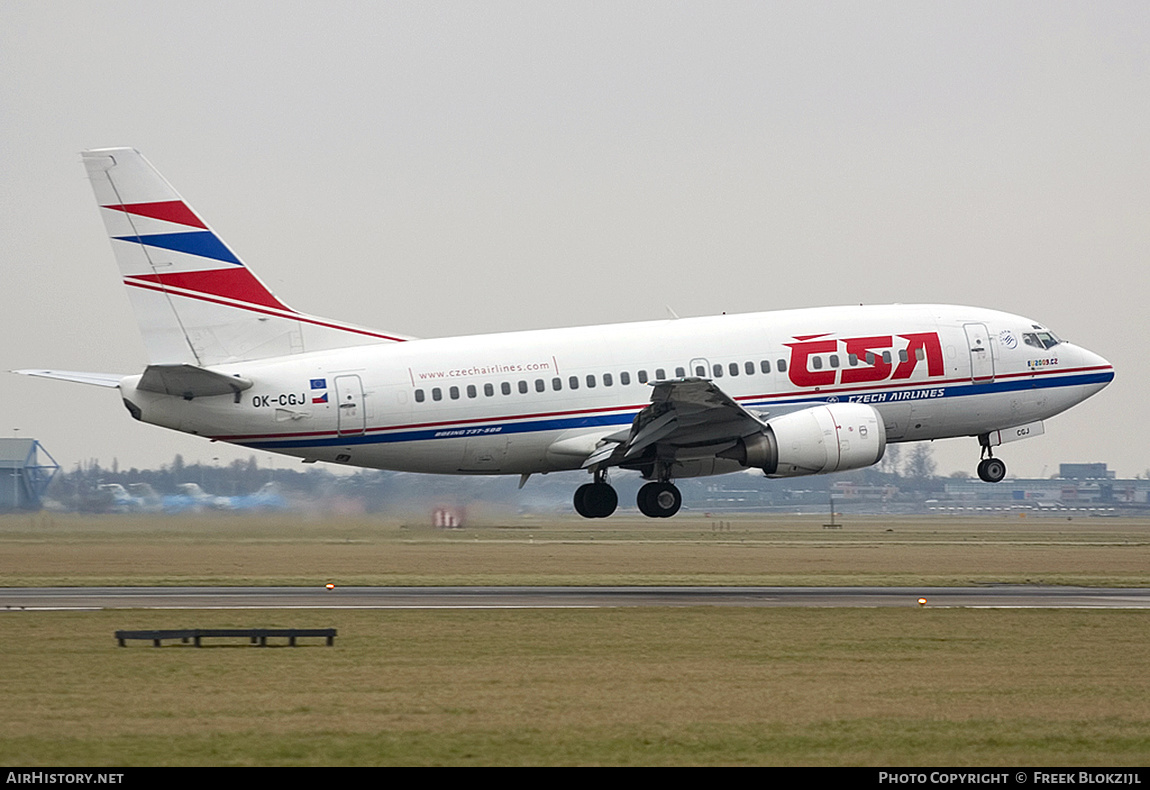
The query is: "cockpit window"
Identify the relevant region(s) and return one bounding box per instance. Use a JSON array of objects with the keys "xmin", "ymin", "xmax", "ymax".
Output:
[{"xmin": 1022, "ymin": 331, "xmax": 1062, "ymax": 350}]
